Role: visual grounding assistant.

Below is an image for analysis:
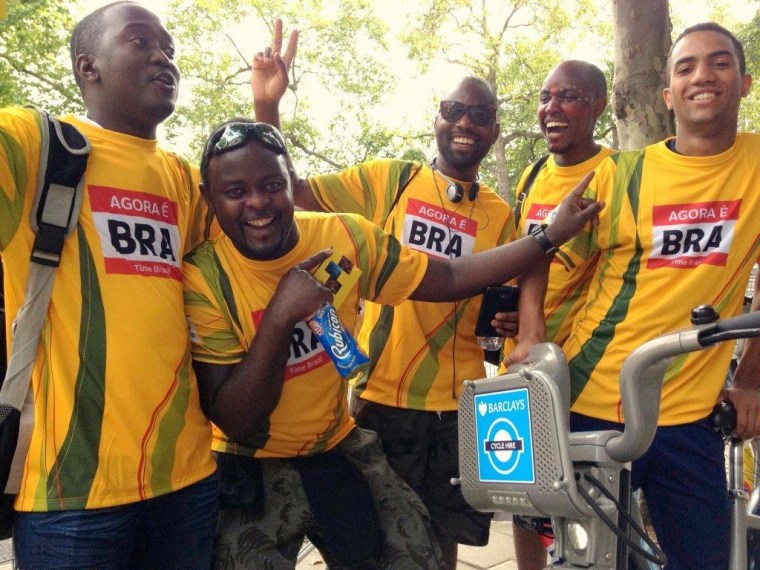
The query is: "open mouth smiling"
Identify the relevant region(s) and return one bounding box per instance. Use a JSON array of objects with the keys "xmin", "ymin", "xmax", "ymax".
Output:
[
  {"xmin": 244, "ymin": 216, "xmax": 274, "ymax": 229},
  {"xmin": 544, "ymin": 120, "xmax": 569, "ymax": 133},
  {"xmin": 691, "ymin": 91, "xmax": 718, "ymax": 101},
  {"xmin": 452, "ymin": 135, "xmax": 475, "ymax": 146}
]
